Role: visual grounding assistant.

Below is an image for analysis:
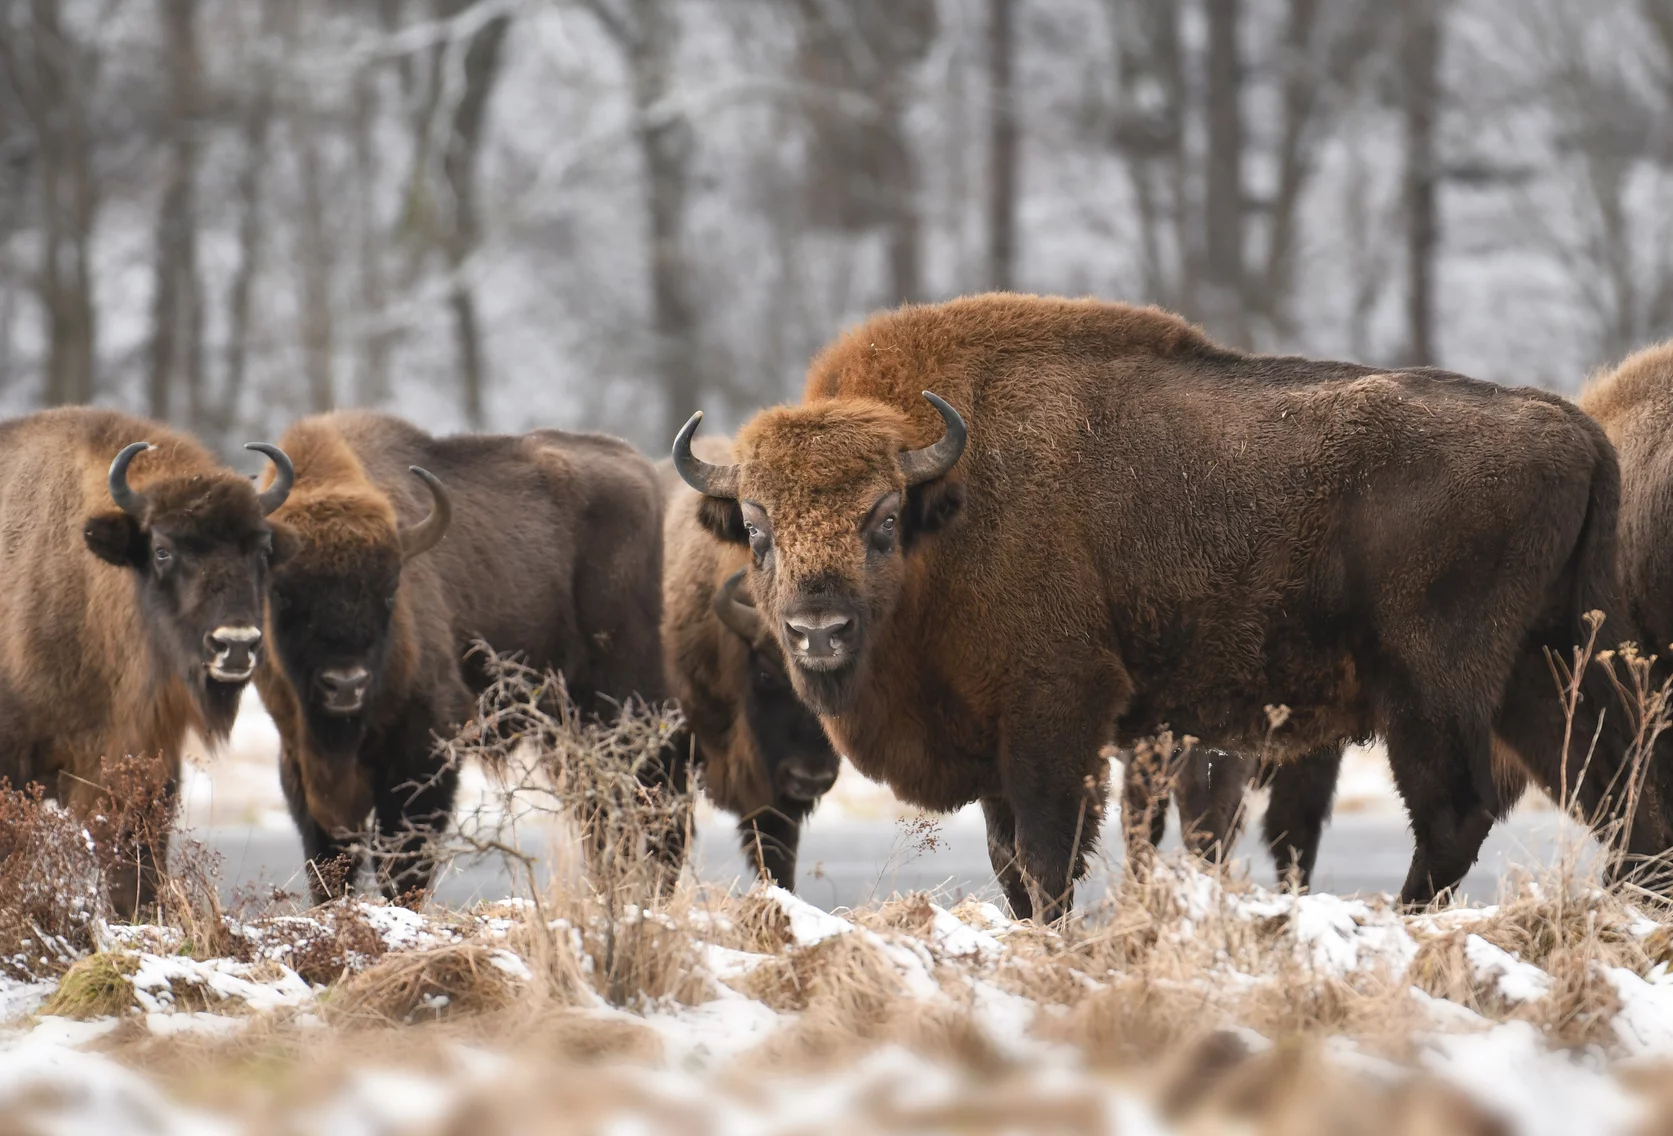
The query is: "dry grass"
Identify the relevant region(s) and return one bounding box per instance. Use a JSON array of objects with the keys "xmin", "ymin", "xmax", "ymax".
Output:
[{"xmin": 0, "ymin": 780, "xmax": 103, "ymax": 980}]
